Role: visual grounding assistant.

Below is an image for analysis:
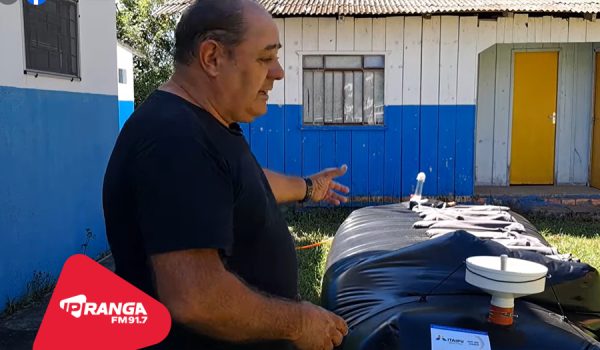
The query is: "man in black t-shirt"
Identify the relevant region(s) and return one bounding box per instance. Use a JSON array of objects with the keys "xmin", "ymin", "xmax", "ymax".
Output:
[{"xmin": 102, "ymin": 0, "xmax": 350, "ymax": 349}]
